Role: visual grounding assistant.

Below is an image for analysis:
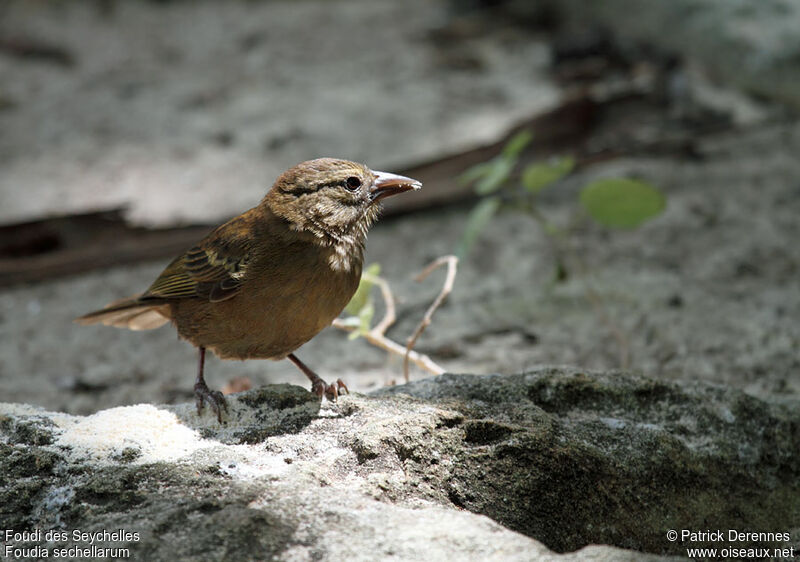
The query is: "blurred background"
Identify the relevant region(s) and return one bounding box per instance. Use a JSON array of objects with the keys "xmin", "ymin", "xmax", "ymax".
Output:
[{"xmin": 1, "ymin": 0, "xmax": 798, "ymax": 415}]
